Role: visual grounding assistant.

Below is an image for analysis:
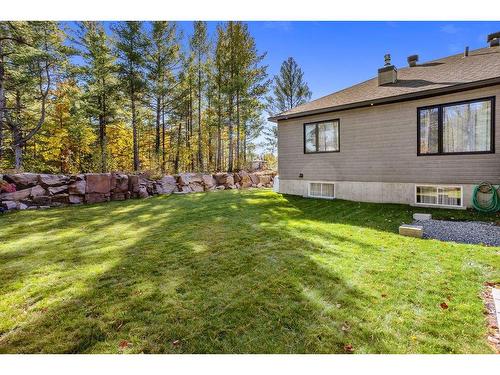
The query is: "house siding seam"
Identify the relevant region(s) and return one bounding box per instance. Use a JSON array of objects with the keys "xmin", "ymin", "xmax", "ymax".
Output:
[{"xmin": 277, "ymin": 85, "xmax": 500, "ymax": 186}]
